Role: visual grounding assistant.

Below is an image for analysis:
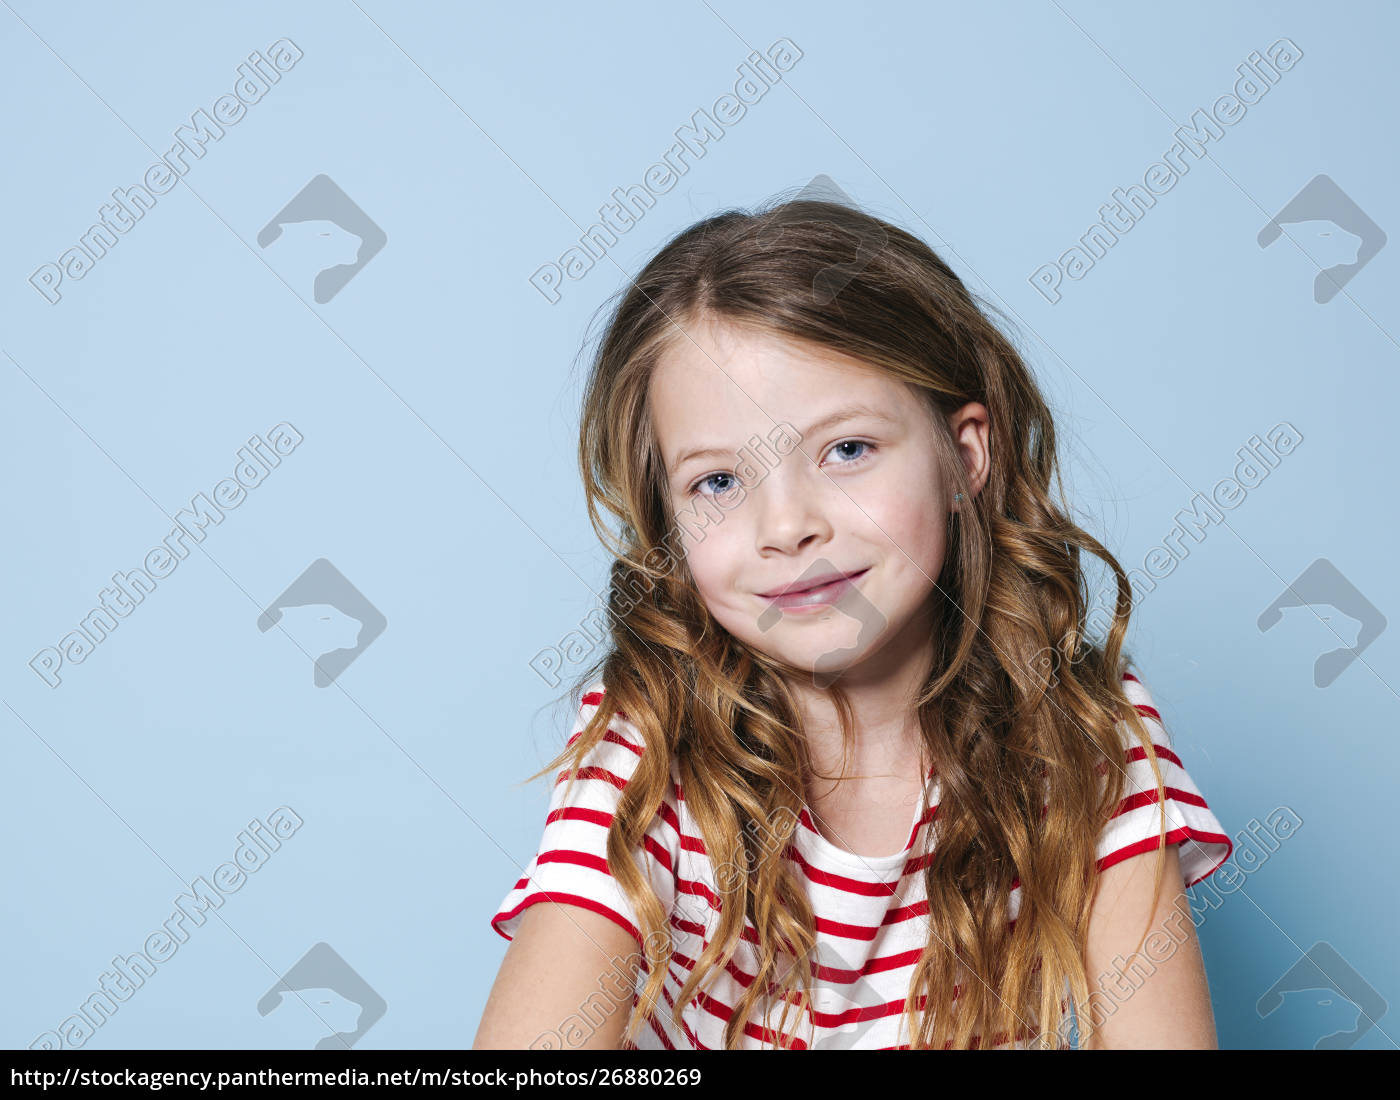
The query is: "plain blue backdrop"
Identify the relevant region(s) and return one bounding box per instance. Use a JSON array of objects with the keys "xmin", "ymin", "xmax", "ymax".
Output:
[{"xmin": 1, "ymin": 0, "xmax": 1394, "ymax": 1050}]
